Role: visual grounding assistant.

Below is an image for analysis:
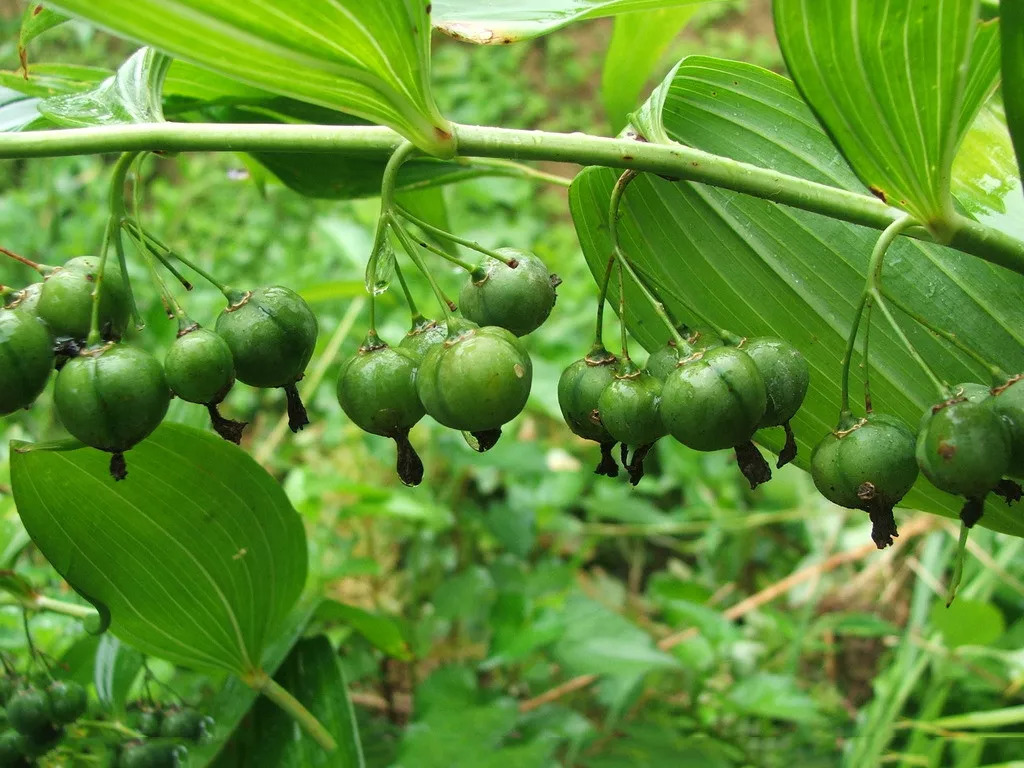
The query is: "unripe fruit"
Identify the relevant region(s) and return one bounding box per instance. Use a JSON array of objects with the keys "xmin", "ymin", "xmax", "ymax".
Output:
[
  {"xmin": 558, "ymin": 349, "xmax": 618, "ymax": 444},
  {"xmin": 917, "ymin": 398, "xmax": 1010, "ymax": 498},
  {"xmin": 459, "ymin": 249, "xmax": 558, "ymax": 336},
  {"xmin": 597, "ymin": 367, "xmax": 665, "ymax": 447},
  {"xmin": 0, "ymin": 731, "xmax": 28, "ymax": 765},
  {"xmin": 46, "ymin": 680, "xmax": 86, "ymax": 724},
  {"xmin": 6, "ymin": 688, "xmax": 52, "ymax": 736},
  {"xmin": 6, "ymin": 283, "xmax": 42, "ymax": 315},
  {"xmin": 165, "ymin": 327, "xmax": 234, "ymax": 405},
  {"xmin": 397, "ymin": 320, "xmax": 447, "ymax": 363},
  {"xmin": 661, "ymin": 347, "xmax": 767, "ymax": 451},
  {"xmin": 338, "ymin": 340, "xmax": 426, "ymax": 486},
  {"xmin": 416, "ymin": 323, "xmax": 532, "ymax": 432},
  {"xmin": 160, "ymin": 708, "xmax": 210, "ymax": 741},
  {"xmin": 0, "ymin": 309, "xmax": 54, "ymax": 416},
  {"xmin": 54, "ymin": 344, "xmax": 171, "ymax": 480},
  {"xmin": 37, "ymin": 256, "xmax": 130, "ymax": 341},
  {"xmin": 134, "ymin": 708, "xmax": 163, "ymax": 737},
  {"xmin": 990, "ymin": 376, "xmax": 1024, "ymax": 478},
  {"xmin": 216, "ymin": 286, "xmax": 318, "ymax": 433},
  {"xmin": 119, "ymin": 741, "xmax": 189, "ymax": 768},
  {"xmin": 741, "ymin": 337, "xmax": 809, "ymax": 428}
]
